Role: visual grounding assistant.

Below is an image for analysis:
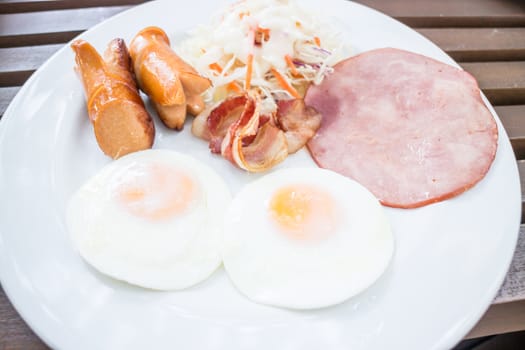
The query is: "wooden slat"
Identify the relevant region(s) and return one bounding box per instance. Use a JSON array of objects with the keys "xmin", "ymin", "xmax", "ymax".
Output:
[
  {"xmin": 0, "ymin": 6, "xmax": 131, "ymax": 47},
  {"xmin": 497, "ymin": 105, "xmax": 525, "ymax": 139},
  {"xmin": 0, "ymin": 285, "xmax": 48, "ymax": 350},
  {"xmin": 493, "ymin": 224, "xmax": 525, "ymax": 304},
  {"xmin": 418, "ymin": 28, "xmax": 525, "ymax": 62},
  {"xmin": 465, "ymin": 333, "xmax": 525, "ymax": 349},
  {"xmin": 0, "ymin": 87, "xmax": 20, "ymax": 117},
  {"xmin": 519, "ymin": 161, "xmax": 525, "ymax": 224},
  {"xmin": 0, "ymin": 31, "xmax": 84, "ymax": 48},
  {"xmin": 461, "ymin": 62, "xmax": 525, "ymax": 105},
  {"xmin": 356, "ymin": 0, "xmax": 525, "ymax": 27},
  {"xmin": 466, "ymin": 300, "xmax": 525, "ymax": 338},
  {"xmin": 519, "ymin": 160, "xmax": 525, "ymax": 197},
  {"xmin": 496, "ymin": 105, "xmax": 525, "ymax": 160},
  {"xmin": 0, "ymin": 44, "xmax": 63, "ymax": 87},
  {"xmin": 494, "ymin": 223, "xmax": 525, "ymax": 303},
  {"xmin": 0, "ymin": 0, "xmax": 147, "ymax": 14}
]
